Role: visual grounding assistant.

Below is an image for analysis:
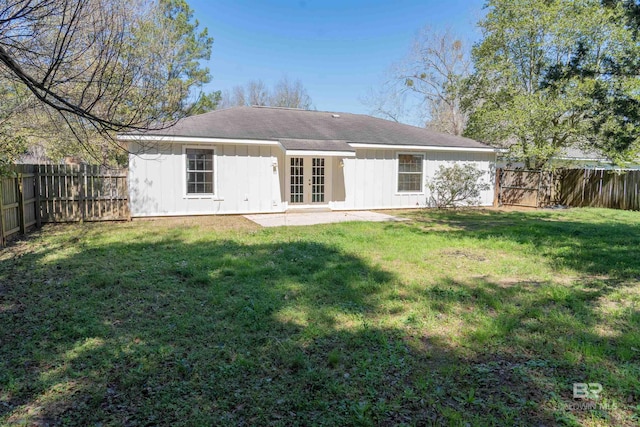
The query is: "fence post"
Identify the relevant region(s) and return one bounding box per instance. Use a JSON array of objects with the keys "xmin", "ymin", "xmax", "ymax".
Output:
[
  {"xmin": 581, "ymin": 169, "xmax": 585, "ymax": 206},
  {"xmin": 493, "ymin": 168, "xmax": 501, "ymax": 207},
  {"xmin": 34, "ymin": 166, "xmax": 41, "ymax": 228},
  {"xmin": 0, "ymin": 177, "xmax": 5, "ymax": 247},
  {"xmin": 549, "ymin": 170, "xmax": 555, "ymax": 205},
  {"xmin": 535, "ymin": 171, "xmax": 542, "ymax": 208},
  {"xmin": 17, "ymin": 172, "xmax": 25, "ymax": 235},
  {"xmin": 78, "ymin": 165, "xmax": 85, "ymax": 223}
]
